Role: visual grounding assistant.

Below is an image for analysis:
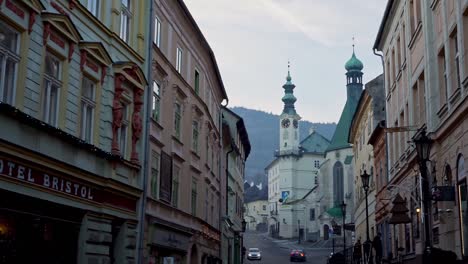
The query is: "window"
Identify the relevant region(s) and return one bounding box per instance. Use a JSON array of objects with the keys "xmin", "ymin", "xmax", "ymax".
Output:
[
  {"xmin": 192, "ymin": 120, "xmax": 199, "ymax": 153},
  {"xmin": 154, "ymin": 17, "xmax": 161, "ymax": 47},
  {"xmin": 438, "ymin": 49, "xmax": 448, "ymax": 104},
  {"xmin": 206, "ymin": 135, "xmax": 210, "ymax": 163},
  {"xmin": 262, "ymin": 205, "xmax": 266, "ymax": 210},
  {"xmin": 151, "ymin": 151, "xmax": 160, "ymax": 198},
  {"xmin": 191, "ymin": 178, "xmax": 197, "ymax": 215},
  {"xmin": 172, "ymin": 165, "xmax": 180, "ymax": 207},
  {"xmin": 0, "ymin": 22, "xmax": 19, "ymax": 105},
  {"xmin": 314, "ymin": 160, "xmax": 320, "ymax": 168},
  {"xmin": 205, "ymin": 188, "xmax": 209, "ymax": 221},
  {"xmin": 120, "ymin": 0, "xmax": 131, "ymax": 42},
  {"xmin": 333, "ymin": 162, "xmax": 344, "ymax": 206},
  {"xmin": 174, "ymin": 102, "xmax": 182, "ymax": 139},
  {"xmin": 86, "ymin": 0, "xmax": 99, "ymax": 17},
  {"xmin": 452, "ymin": 31, "xmax": 461, "ymax": 90},
  {"xmin": 152, "ymin": 81, "xmax": 161, "ymax": 122},
  {"xmin": 176, "ymin": 47, "xmax": 182, "ymax": 73},
  {"xmin": 81, "ymin": 77, "xmax": 96, "ymax": 143},
  {"xmin": 42, "ymin": 52, "xmax": 62, "ymax": 126},
  {"xmin": 194, "ymin": 70, "xmax": 200, "ymax": 94},
  {"xmin": 119, "ymin": 102, "xmax": 130, "ymax": 156},
  {"xmin": 310, "ymin": 209, "xmax": 315, "ymax": 221}
]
